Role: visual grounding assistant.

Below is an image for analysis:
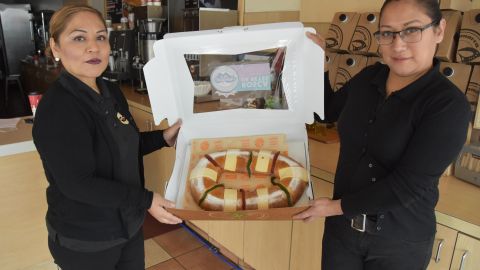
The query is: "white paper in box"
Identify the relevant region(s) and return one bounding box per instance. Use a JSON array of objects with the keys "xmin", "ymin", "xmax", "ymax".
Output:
[{"xmin": 143, "ymin": 22, "xmax": 325, "ymax": 208}]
